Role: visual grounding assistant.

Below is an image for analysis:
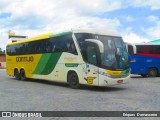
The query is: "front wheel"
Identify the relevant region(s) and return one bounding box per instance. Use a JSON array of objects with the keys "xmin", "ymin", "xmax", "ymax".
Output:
[
  {"xmin": 68, "ymin": 72, "xmax": 80, "ymax": 89},
  {"xmin": 148, "ymin": 68, "xmax": 158, "ymax": 77}
]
